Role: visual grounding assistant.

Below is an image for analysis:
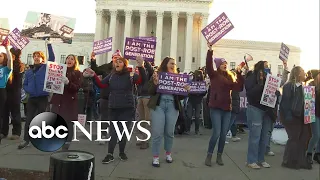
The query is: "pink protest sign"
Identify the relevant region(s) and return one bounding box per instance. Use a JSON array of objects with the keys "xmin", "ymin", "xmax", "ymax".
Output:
[
  {"xmin": 304, "ymin": 86, "xmax": 316, "ymax": 124},
  {"xmin": 3, "ymin": 28, "xmax": 29, "ymax": 50},
  {"xmin": 201, "ymin": 12, "xmax": 234, "ymax": 45}
]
